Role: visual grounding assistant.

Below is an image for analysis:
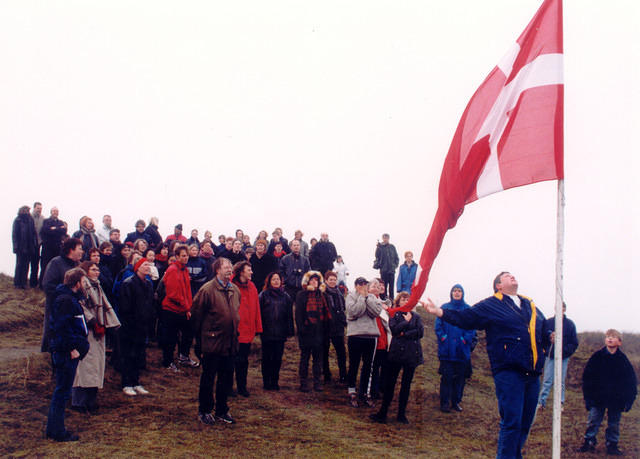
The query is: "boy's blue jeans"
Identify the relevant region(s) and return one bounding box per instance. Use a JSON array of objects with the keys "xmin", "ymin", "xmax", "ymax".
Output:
[
  {"xmin": 584, "ymin": 406, "xmax": 621, "ymax": 445},
  {"xmin": 538, "ymin": 357, "xmax": 569, "ymax": 406},
  {"xmin": 46, "ymin": 352, "xmax": 79, "ymax": 438},
  {"xmin": 494, "ymin": 369, "xmax": 540, "ymax": 459}
]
